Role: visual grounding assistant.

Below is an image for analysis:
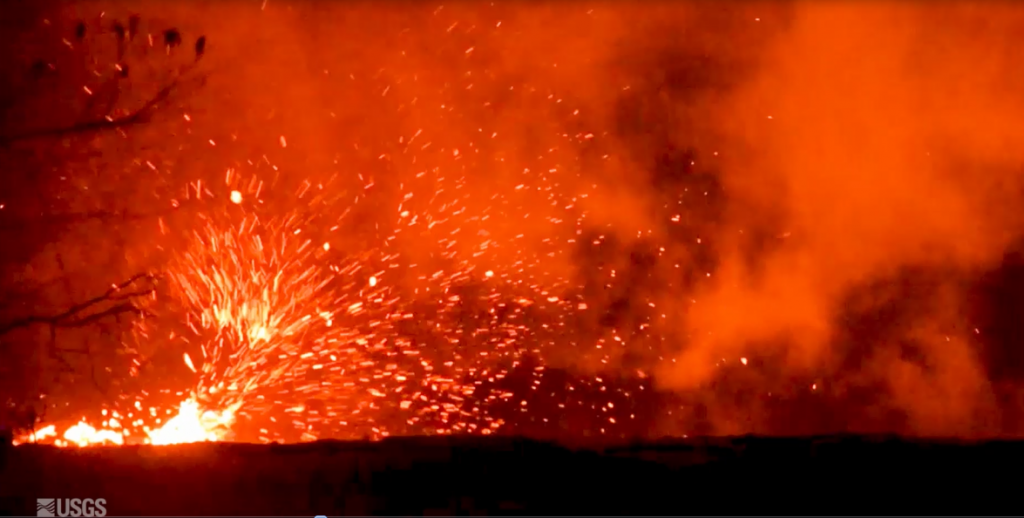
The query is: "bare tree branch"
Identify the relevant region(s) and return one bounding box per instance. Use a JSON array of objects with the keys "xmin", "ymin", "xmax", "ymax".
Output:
[
  {"xmin": 0, "ymin": 67, "xmax": 199, "ymax": 146},
  {"xmin": 0, "ymin": 13, "xmax": 210, "ymax": 425},
  {"xmin": 0, "ymin": 15, "xmax": 207, "ymax": 147},
  {"xmin": 0, "ymin": 272, "xmax": 157, "ymax": 341}
]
